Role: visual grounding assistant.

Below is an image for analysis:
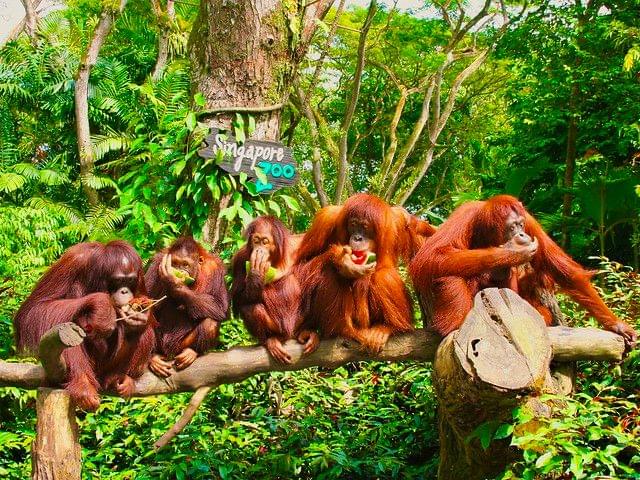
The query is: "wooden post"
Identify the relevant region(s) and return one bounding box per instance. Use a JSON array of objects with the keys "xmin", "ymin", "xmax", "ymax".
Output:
[
  {"xmin": 31, "ymin": 323, "xmax": 85, "ymax": 480},
  {"xmin": 433, "ymin": 288, "xmax": 562, "ymax": 480},
  {"xmin": 32, "ymin": 388, "xmax": 81, "ymax": 480}
]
